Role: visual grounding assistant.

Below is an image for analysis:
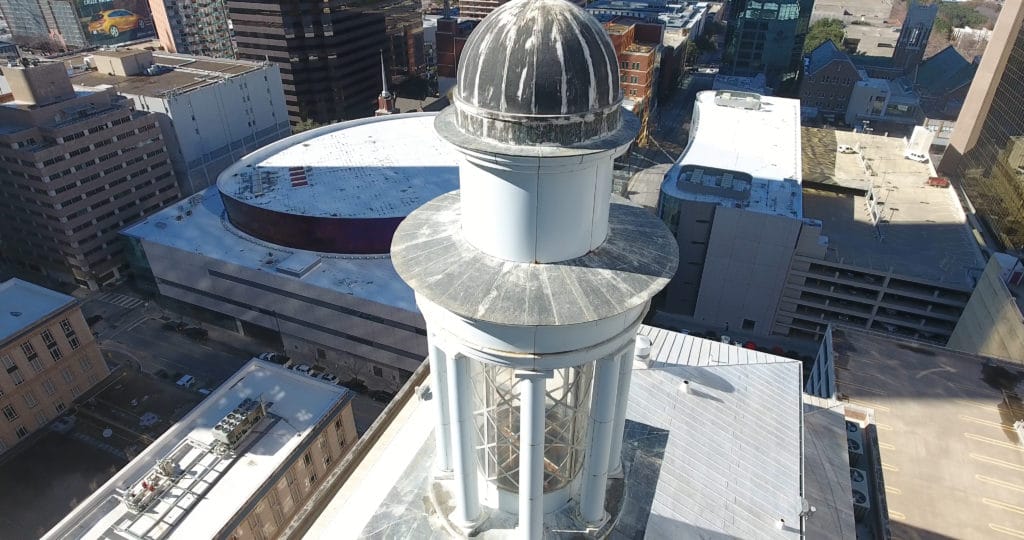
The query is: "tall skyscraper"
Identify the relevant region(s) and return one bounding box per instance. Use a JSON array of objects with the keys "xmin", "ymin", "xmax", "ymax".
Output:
[
  {"xmin": 228, "ymin": 0, "xmax": 387, "ymax": 125},
  {"xmin": 939, "ymin": 1, "xmax": 1024, "ymax": 252},
  {"xmin": 148, "ymin": 0, "xmax": 235, "ymax": 58},
  {"xmin": 390, "ymin": 0, "xmax": 678, "ymax": 534},
  {"xmin": 723, "ymin": 0, "xmax": 813, "ymax": 87},
  {"xmin": 0, "ymin": 62, "xmax": 179, "ymax": 290},
  {"xmin": 892, "ymin": 0, "xmax": 938, "ymax": 73}
]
